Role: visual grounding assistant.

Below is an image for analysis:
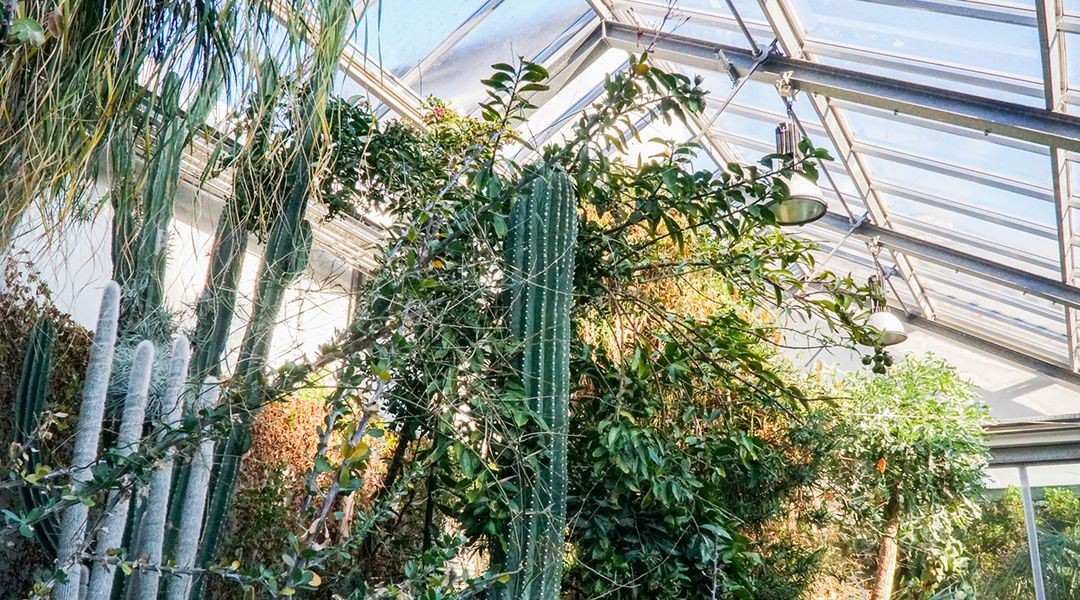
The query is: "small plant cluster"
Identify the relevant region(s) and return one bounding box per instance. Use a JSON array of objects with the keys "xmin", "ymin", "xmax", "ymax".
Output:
[{"xmin": 817, "ymin": 355, "xmax": 990, "ymax": 600}]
